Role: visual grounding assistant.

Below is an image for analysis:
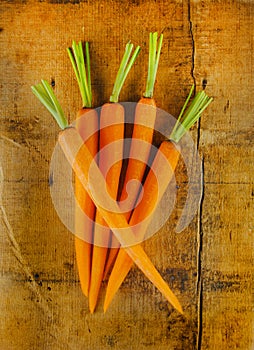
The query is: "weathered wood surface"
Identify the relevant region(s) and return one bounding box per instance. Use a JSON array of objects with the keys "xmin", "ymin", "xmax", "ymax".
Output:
[{"xmin": 0, "ymin": 0, "xmax": 253, "ymax": 349}]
